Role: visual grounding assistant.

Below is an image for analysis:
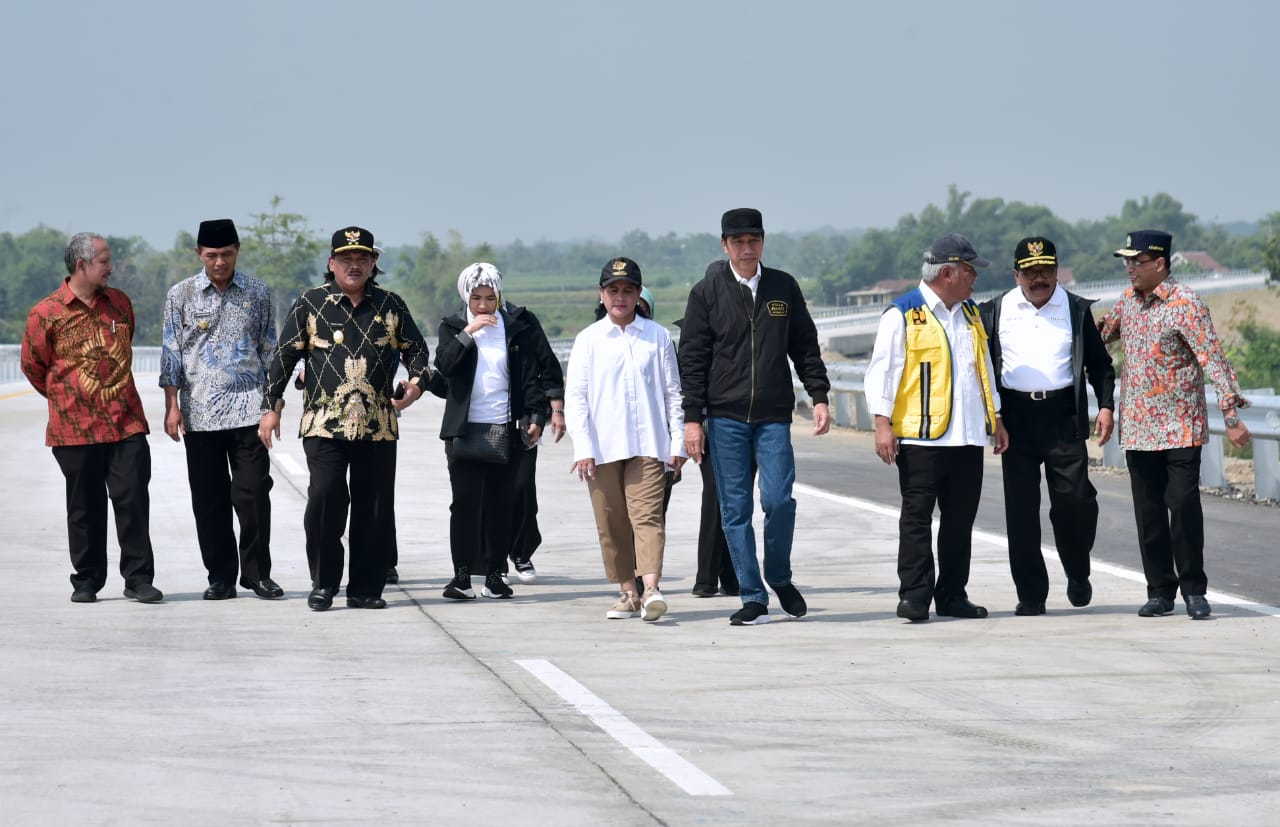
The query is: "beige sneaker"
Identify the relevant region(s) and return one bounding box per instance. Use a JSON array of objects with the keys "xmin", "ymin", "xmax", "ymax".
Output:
[
  {"xmin": 641, "ymin": 588, "xmax": 667, "ymax": 622},
  {"xmin": 606, "ymin": 591, "xmax": 640, "ymax": 619}
]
